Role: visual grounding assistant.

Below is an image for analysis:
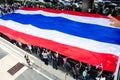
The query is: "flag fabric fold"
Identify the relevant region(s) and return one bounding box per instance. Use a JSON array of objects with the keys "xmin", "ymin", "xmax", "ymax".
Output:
[{"xmin": 0, "ymin": 7, "xmax": 120, "ymax": 72}]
